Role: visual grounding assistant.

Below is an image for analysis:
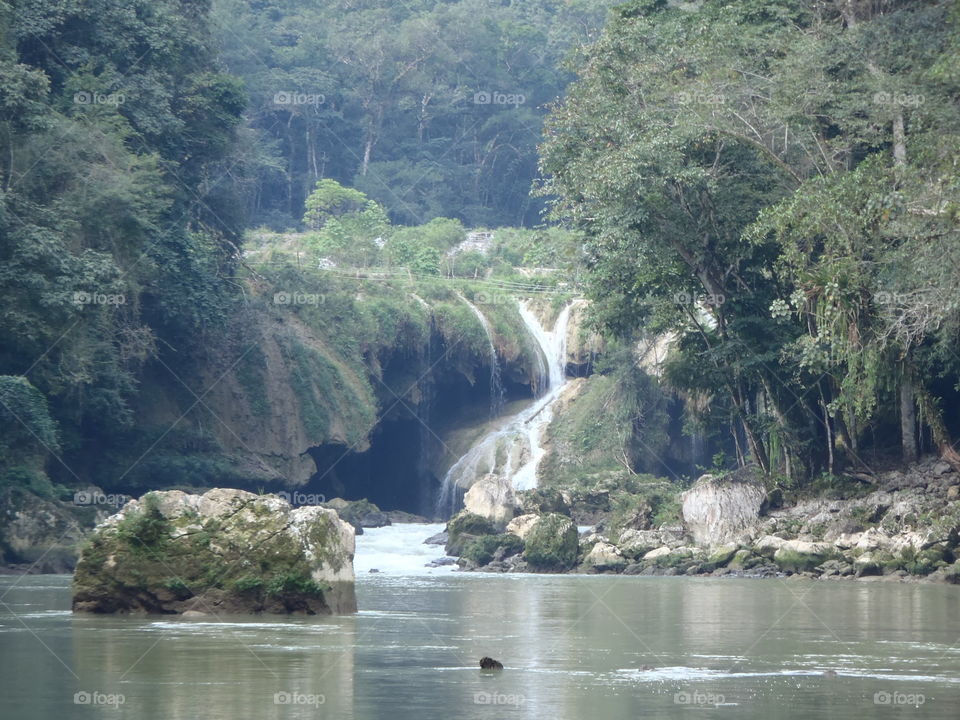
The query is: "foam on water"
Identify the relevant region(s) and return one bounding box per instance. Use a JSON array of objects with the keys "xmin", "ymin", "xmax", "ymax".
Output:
[{"xmin": 353, "ymin": 523, "xmax": 455, "ymax": 576}]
